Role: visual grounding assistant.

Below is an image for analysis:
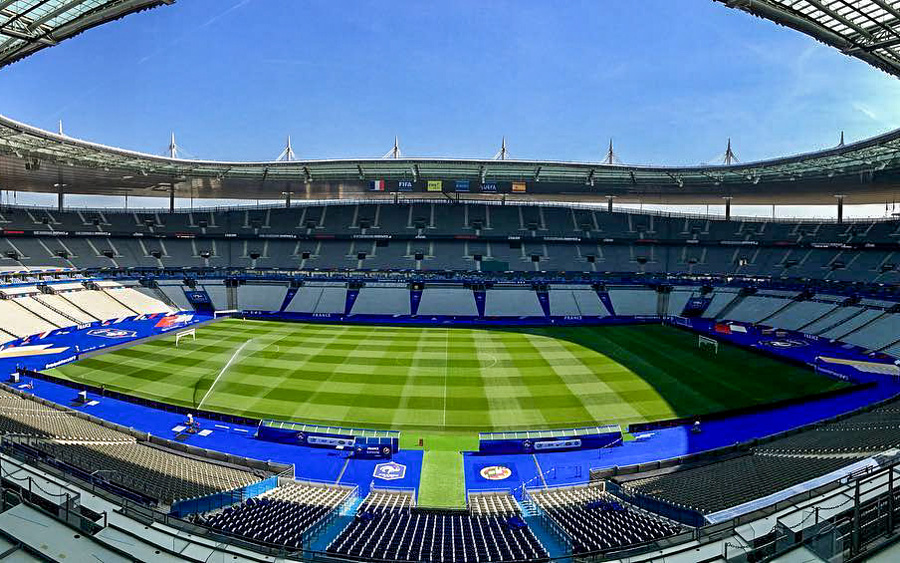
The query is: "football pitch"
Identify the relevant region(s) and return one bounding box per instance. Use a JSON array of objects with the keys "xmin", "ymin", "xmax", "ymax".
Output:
[{"xmin": 48, "ymin": 319, "xmax": 845, "ymax": 434}]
